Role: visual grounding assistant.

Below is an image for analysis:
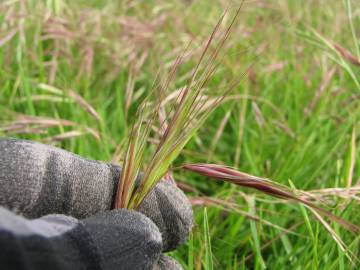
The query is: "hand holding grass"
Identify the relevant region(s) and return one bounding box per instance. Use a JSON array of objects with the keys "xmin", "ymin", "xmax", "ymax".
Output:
[{"xmin": 0, "ymin": 138, "xmax": 192, "ymax": 270}]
